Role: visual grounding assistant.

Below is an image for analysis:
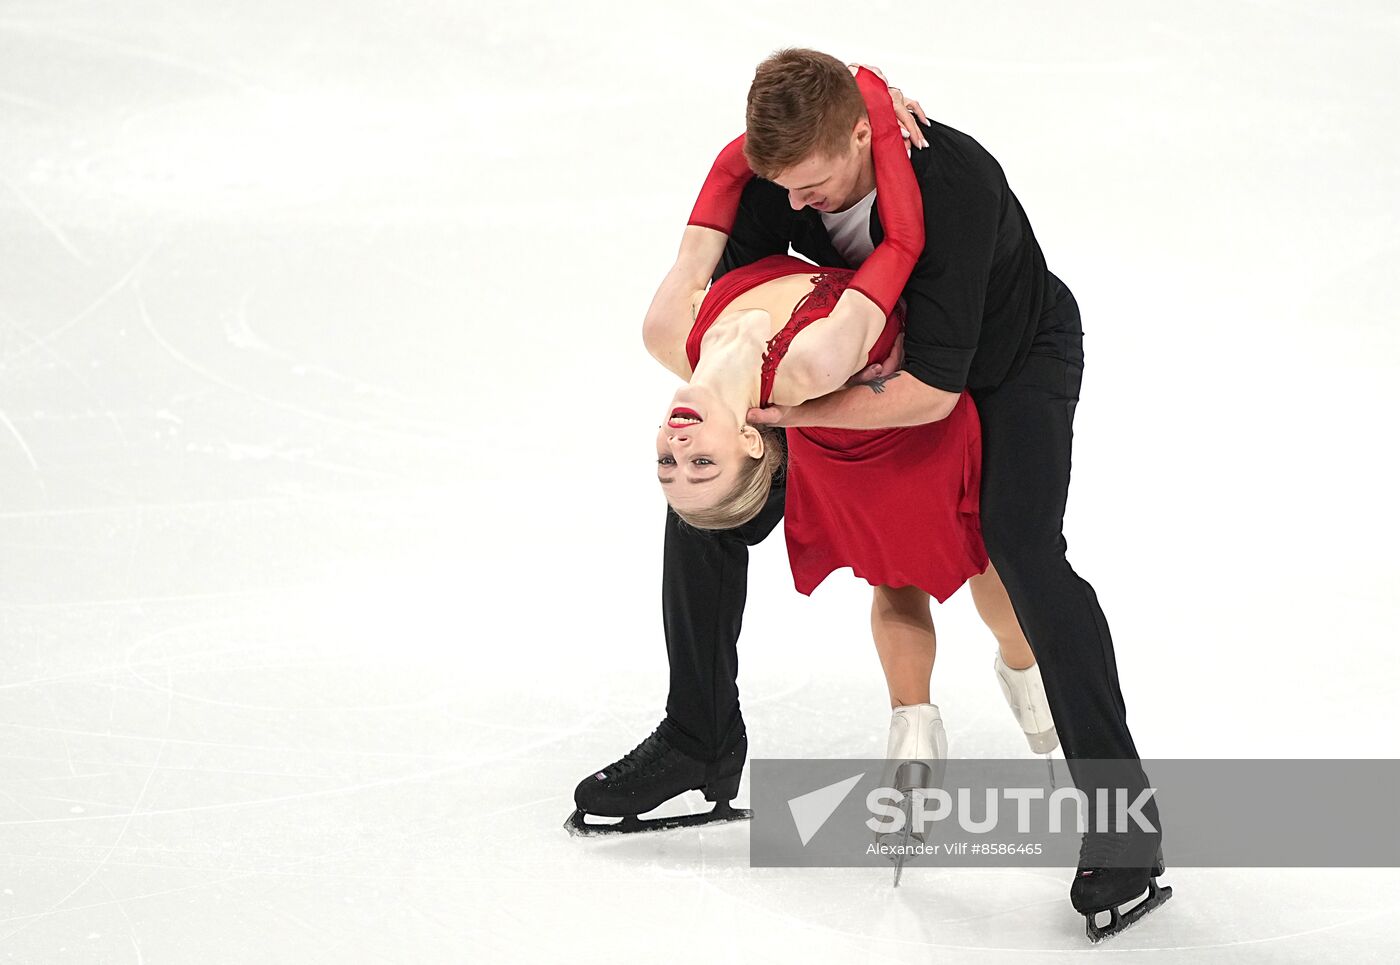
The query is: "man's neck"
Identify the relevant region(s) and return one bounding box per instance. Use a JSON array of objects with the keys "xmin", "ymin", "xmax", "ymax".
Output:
[{"xmin": 850, "ymin": 146, "xmax": 876, "ymax": 203}]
